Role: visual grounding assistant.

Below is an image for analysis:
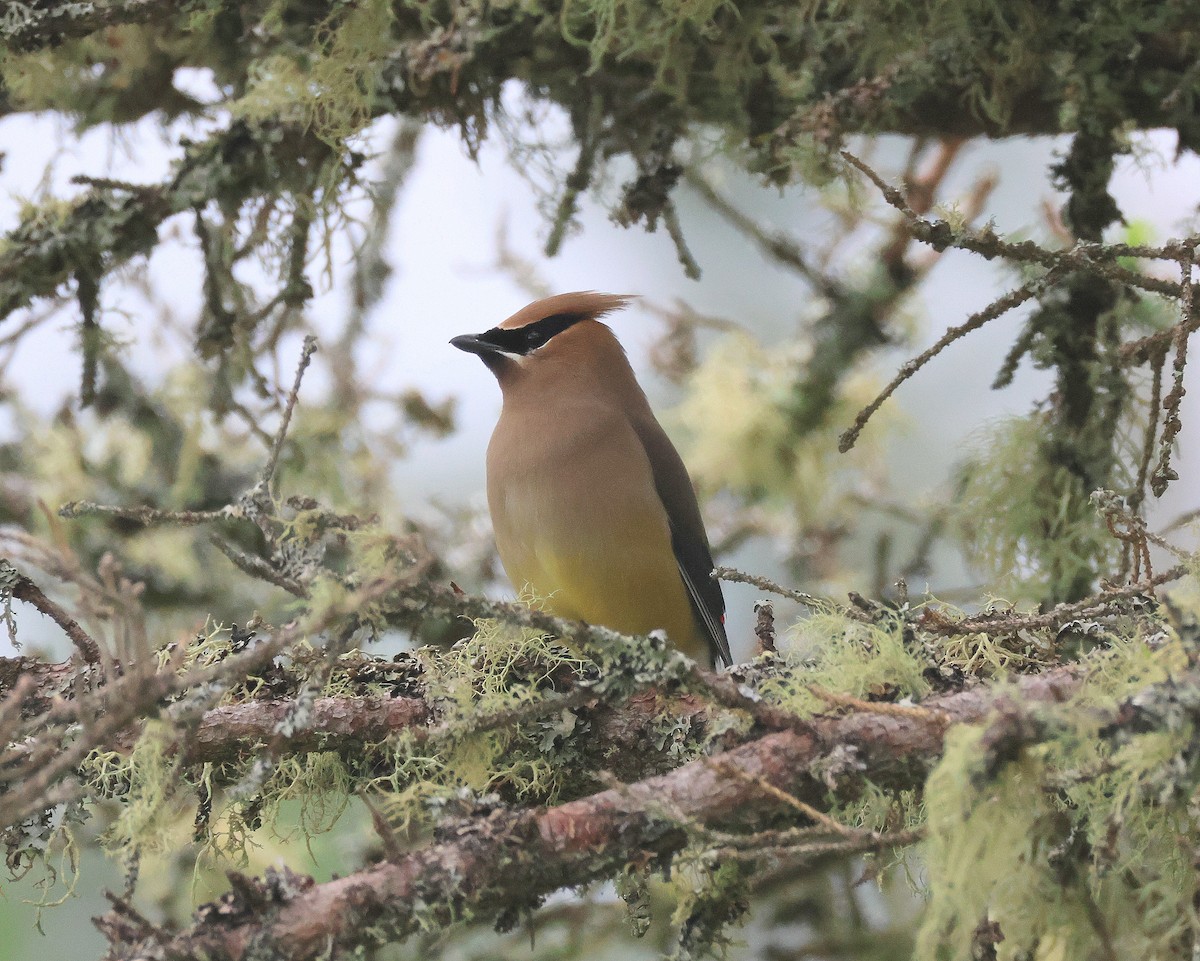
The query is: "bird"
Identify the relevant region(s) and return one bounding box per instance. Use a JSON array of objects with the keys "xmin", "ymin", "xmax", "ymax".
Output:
[{"xmin": 451, "ymin": 291, "xmax": 731, "ymax": 668}]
